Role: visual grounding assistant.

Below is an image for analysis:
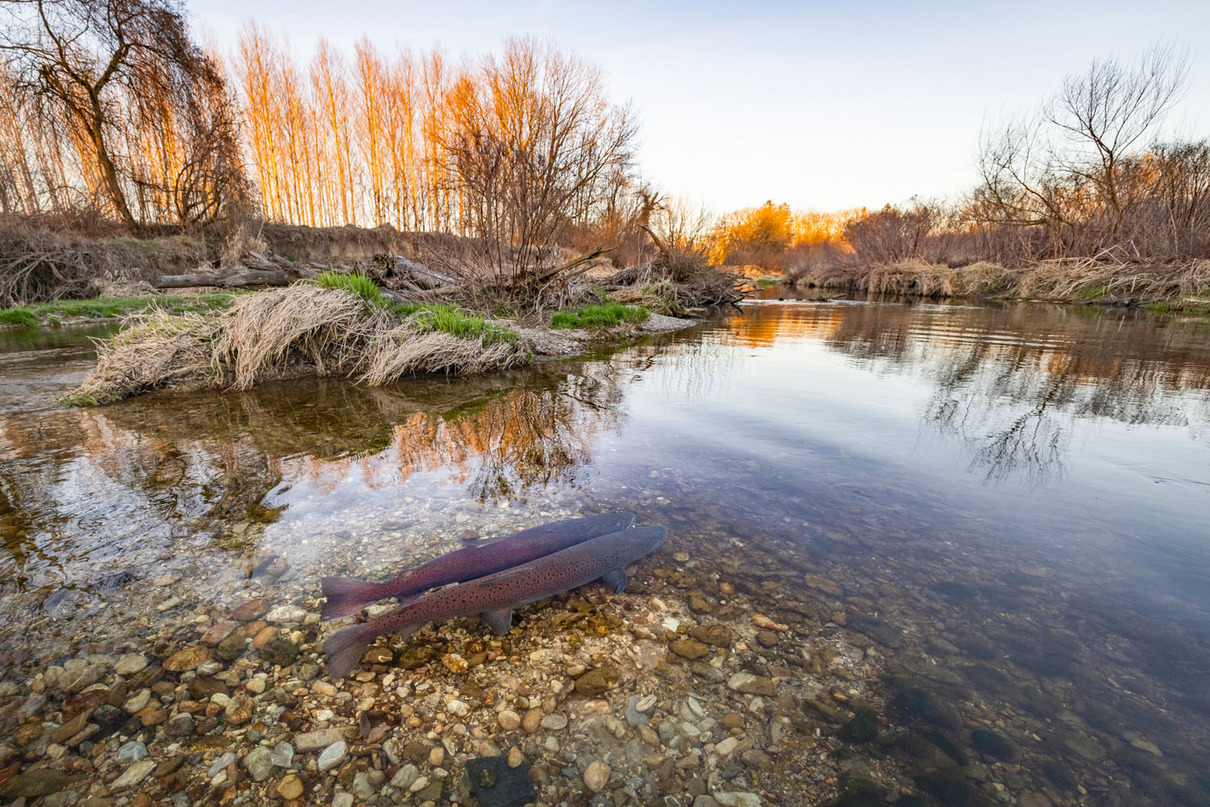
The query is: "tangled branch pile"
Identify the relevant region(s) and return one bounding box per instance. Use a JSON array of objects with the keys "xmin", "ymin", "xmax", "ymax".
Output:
[{"xmin": 70, "ymin": 285, "xmax": 527, "ymax": 404}]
